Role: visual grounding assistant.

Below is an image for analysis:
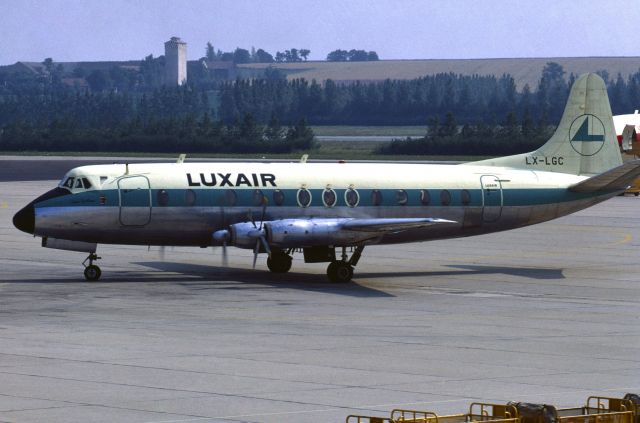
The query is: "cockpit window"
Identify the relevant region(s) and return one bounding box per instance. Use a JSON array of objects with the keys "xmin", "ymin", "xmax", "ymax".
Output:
[
  {"xmin": 60, "ymin": 175, "xmax": 93, "ymax": 190},
  {"xmin": 62, "ymin": 177, "xmax": 75, "ymax": 189}
]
